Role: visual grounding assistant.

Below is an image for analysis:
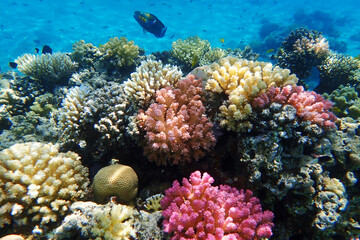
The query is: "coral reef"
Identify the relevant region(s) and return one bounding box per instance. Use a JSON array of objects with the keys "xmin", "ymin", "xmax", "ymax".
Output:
[
  {"xmin": 198, "ymin": 47, "xmax": 228, "ymax": 66},
  {"xmin": 315, "ymin": 52, "xmax": 360, "ymax": 93},
  {"xmin": 252, "ymin": 85, "xmax": 337, "ymax": 128},
  {"xmin": 71, "ymin": 40, "xmax": 102, "ymax": 70},
  {"xmin": 137, "ymin": 75, "xmax": 216, "ymax": 165},
  {"xmin": 92, "ymin": 162, "xmax": 138, "ymax": 203},
  {"xmin": 15, "ymin": 53, "xmax": 77, "ymax": 89},
  {"xmin": 161, "ymin": 171, "xmax": 274, "ymax": 240},
  {"xmin": 276, "ymin": 27, "xmax": 329, "ymax": 79},
  {"xmin": 0, "ymin": 142, "xmax": 89, "ymax": 235},
  {"xmin": 204, "ymin": 56, "xmax": 298, "ymax": 131}
]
